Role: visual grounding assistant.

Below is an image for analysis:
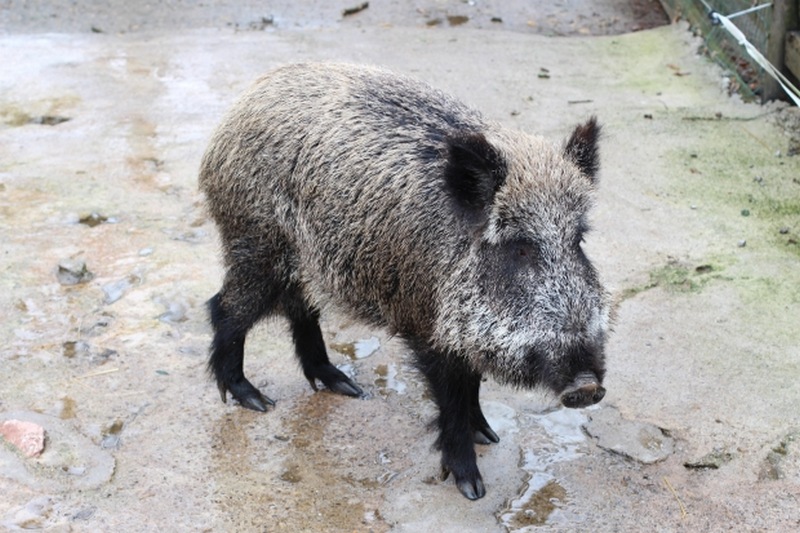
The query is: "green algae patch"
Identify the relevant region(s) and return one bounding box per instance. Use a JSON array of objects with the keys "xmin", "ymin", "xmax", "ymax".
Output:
[
  {"xmin": 622, "ymin": 260, "xmax": 725, "ymax": 299},
  {"xmin": 665, "ymin": 114, "xmax": 800, "ymax": 258}
]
